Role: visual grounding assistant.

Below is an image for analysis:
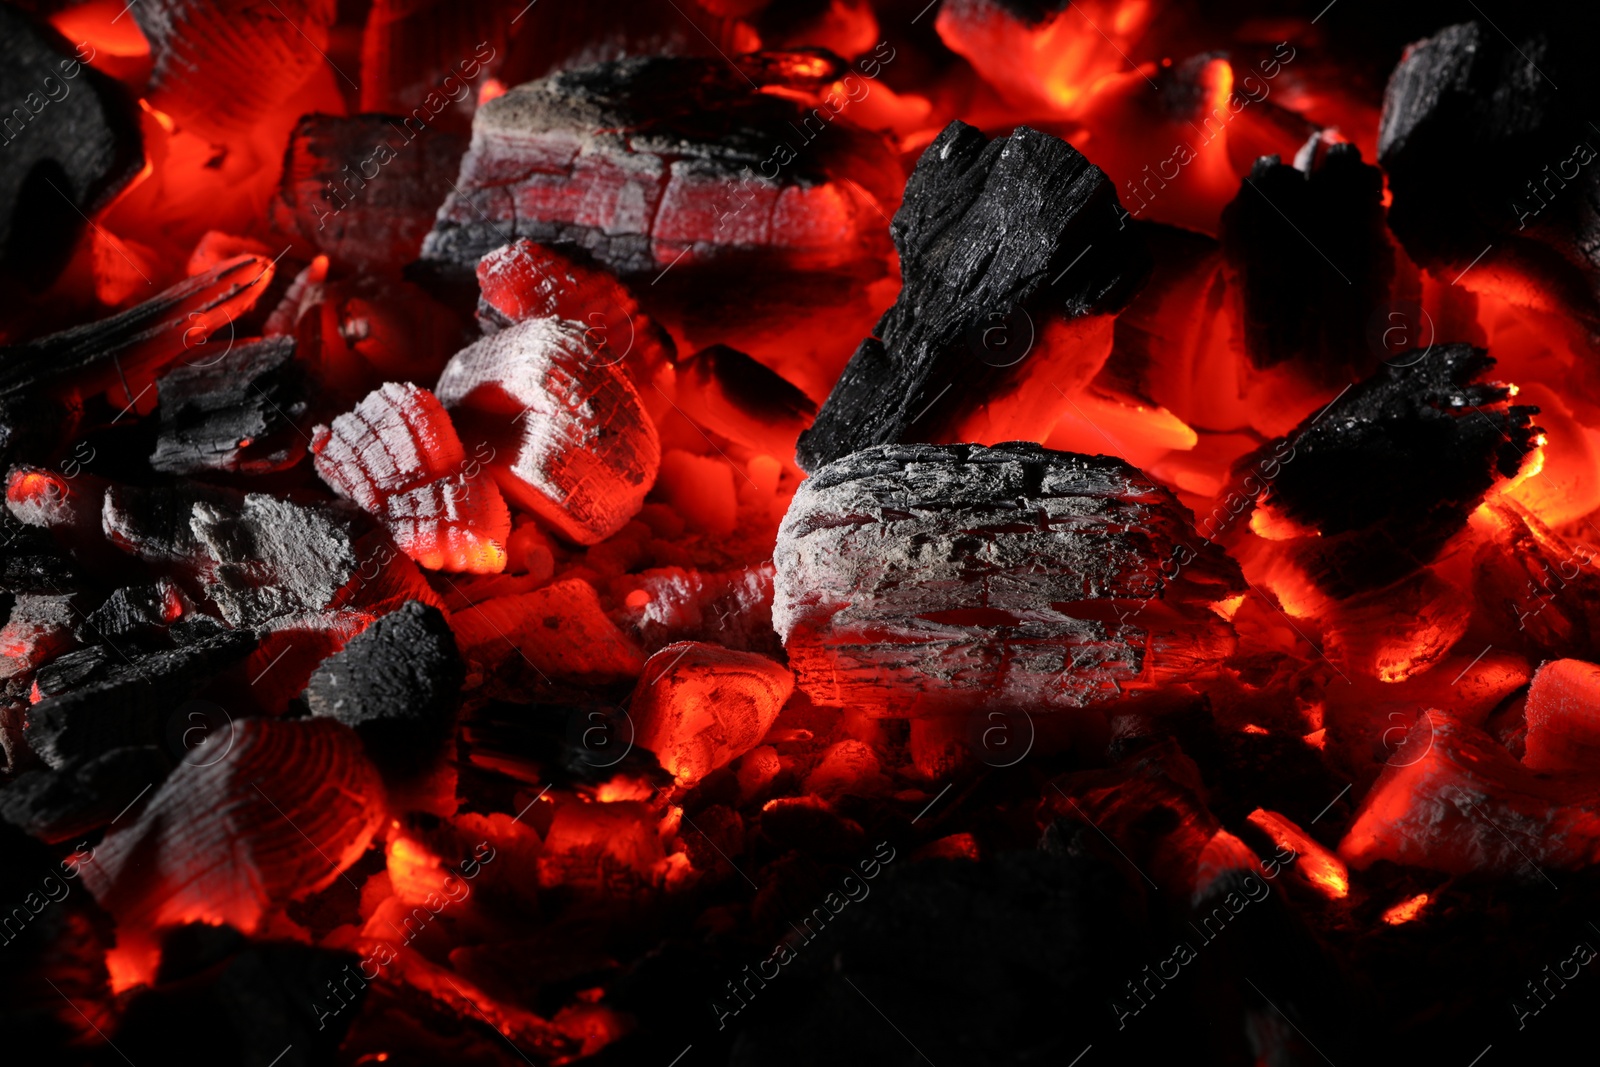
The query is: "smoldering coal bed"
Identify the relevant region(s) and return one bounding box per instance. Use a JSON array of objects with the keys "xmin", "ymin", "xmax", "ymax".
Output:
[{"xmin": 3, "ymin": 1, "xmax": 1600, "ymax": 1065}]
